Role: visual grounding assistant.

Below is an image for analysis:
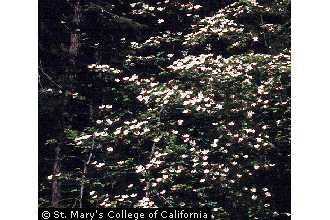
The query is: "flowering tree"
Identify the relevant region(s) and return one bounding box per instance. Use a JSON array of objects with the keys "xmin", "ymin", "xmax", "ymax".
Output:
[{"xmin": 40, "ymin": 0, "xmax": 290, "ymax": 219}]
